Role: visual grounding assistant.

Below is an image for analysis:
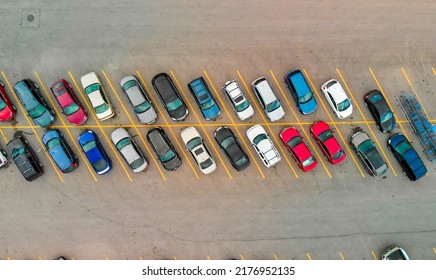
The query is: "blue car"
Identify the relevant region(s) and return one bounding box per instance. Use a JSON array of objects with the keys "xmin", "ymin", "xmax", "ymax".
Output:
[
  {"xmin": 78, "ymin": 130, "xmax": 111, "ymax": 175},
  {"xmin": 42, "ymin": 129, "xmax": 78, "ymax": 173},
  {"xmin": 188, "ymin": 77, "xmax": 220, "ymax": 120},
  {"xmin": 387, "ymin": 133, "xmax": 427, "ymax": 181},
  {"xmin": 285, "ymin": 70, "xmax": 317, "ymax": 114}
]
